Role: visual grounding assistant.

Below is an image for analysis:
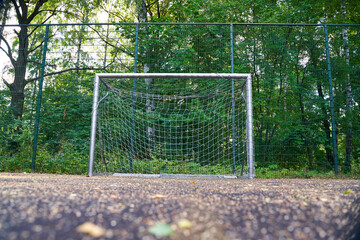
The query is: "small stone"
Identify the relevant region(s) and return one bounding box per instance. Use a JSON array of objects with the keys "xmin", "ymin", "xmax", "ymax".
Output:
[
  {"xmin": 68, "ymin": 194, "xmax": 77, "ymax": 200},
  {"xmin": 32, "ymin": 225, "xmax": 42, "ymax": 232},
  {"xmin": 319, "ymin": 230, "xmax": 327, "ymax": 238}
]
